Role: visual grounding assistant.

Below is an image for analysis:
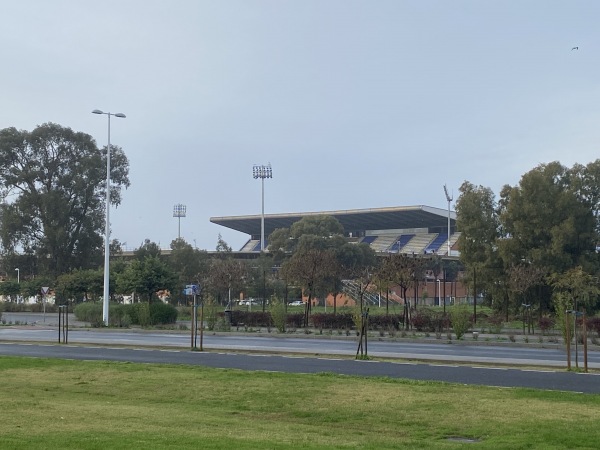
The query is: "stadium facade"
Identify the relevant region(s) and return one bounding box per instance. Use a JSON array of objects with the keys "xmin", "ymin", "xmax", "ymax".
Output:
[{"xmin": 210, "ymin": 205, "xmax": 460, "ymax": 257}]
